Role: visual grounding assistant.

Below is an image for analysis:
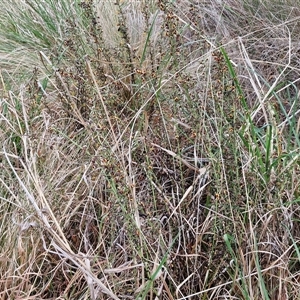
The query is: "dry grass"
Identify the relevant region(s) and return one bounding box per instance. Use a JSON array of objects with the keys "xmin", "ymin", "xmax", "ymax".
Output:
[{"xmin": 0, "ymin": 0, "xmax": 300, "ymax": 299}]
